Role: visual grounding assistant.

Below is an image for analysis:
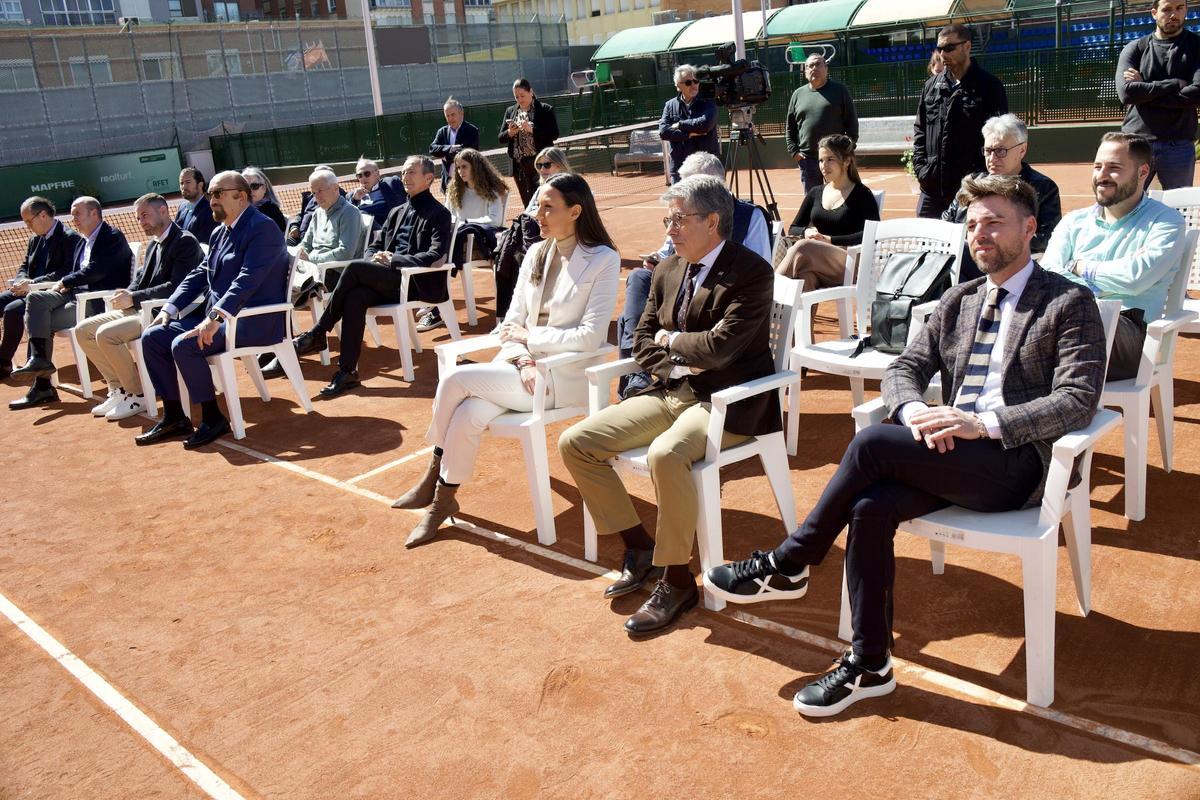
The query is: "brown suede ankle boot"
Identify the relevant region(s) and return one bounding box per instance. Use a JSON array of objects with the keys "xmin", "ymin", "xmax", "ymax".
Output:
[
  {"xmin": 392, "ymin": 451, "xmax": 443, "ymax": 509},
  {"xmin": 405, "ymin": 482, "xmax": 460, "ymax": 548}
]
